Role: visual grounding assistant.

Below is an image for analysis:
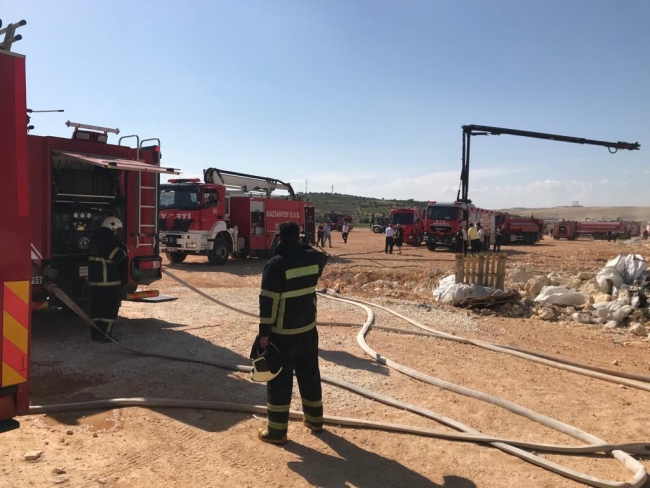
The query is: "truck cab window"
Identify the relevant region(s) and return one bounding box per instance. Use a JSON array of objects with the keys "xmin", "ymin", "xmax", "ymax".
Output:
[{"xmin": 203, "ymin": 190, "xmax": 218, "ymax": 207}]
